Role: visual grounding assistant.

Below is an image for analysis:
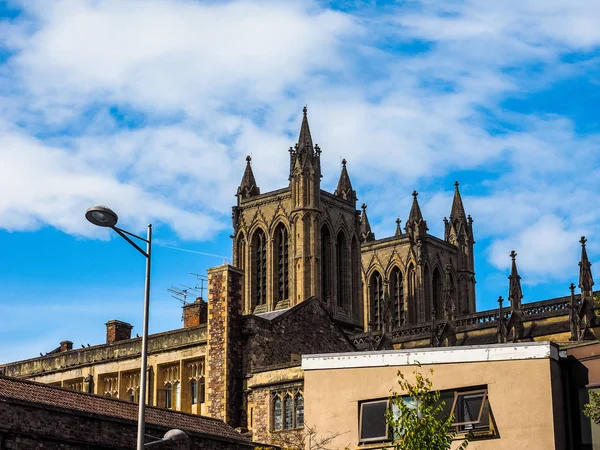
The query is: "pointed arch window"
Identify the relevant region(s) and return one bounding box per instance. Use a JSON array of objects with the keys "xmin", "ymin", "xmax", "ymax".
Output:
[
  {"xmin": 237, "ymin": 234, "xmax": 246, "ymax": 271},
  {"xmin": 408, "ymin": 264, "xmax": 416, "ymax": 324},
  {"xmin": 275, "ymin": 224, "xmax": 289, "ymax": 302},
  {"xmin": 390, "ymin": 267, "xmax": 404, "ymax": 327},
  {"xmin": 253, "ymin": 229, "xmax": 267, "ymax": 306},
  {"xmin": 336, "ymin": 232, "xmax": 348, "ymax": 308},
  {"xmin": 370, "ymin": 271, "xmax": 384, "ymax": 330},
  {"xmin": 272, "ymin": 389, "xmax": 304, "ymax": 431},
  {"xmin": 321, "ymin": 226, "xmax": 332, "ymax": 304},
  {"xmin": 433, "ymin": 267, "xmax": 443, "ymax": 319}
]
